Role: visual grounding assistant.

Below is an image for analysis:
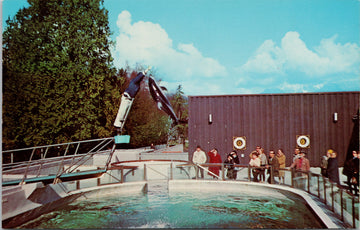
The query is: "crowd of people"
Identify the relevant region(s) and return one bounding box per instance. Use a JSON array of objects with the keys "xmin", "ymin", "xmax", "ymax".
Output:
[
  {"xmin": 193, "ymin": 145, "xmax": 305, "ymax": 183},
  {"xmin": 248, "ymin": 146, "xmax": 308, "ymax": 183},
  {"xmin": 192, "ymin": 145, "xmax": 359, "ymax": 195}
]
